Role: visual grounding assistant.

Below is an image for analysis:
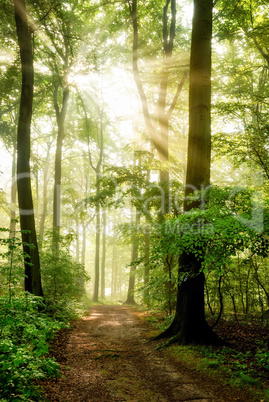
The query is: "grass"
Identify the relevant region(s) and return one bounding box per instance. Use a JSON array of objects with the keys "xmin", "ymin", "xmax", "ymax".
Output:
[
  {"xmin": 141, "ymin": 310, "xmax": 269, "ymax": 401},
  {"xmin": 164, "ymin": 344, "xmax": 269, "ymax": 401}
]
